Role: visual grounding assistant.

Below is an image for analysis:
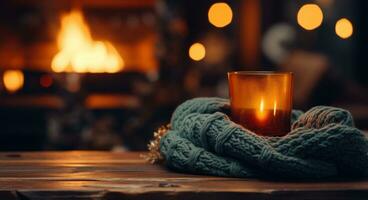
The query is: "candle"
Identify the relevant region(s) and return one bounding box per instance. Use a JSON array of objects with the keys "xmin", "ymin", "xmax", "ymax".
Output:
[{"xmin": 228, "ymin": 71, "xmax": 293, "ymax": 136}]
